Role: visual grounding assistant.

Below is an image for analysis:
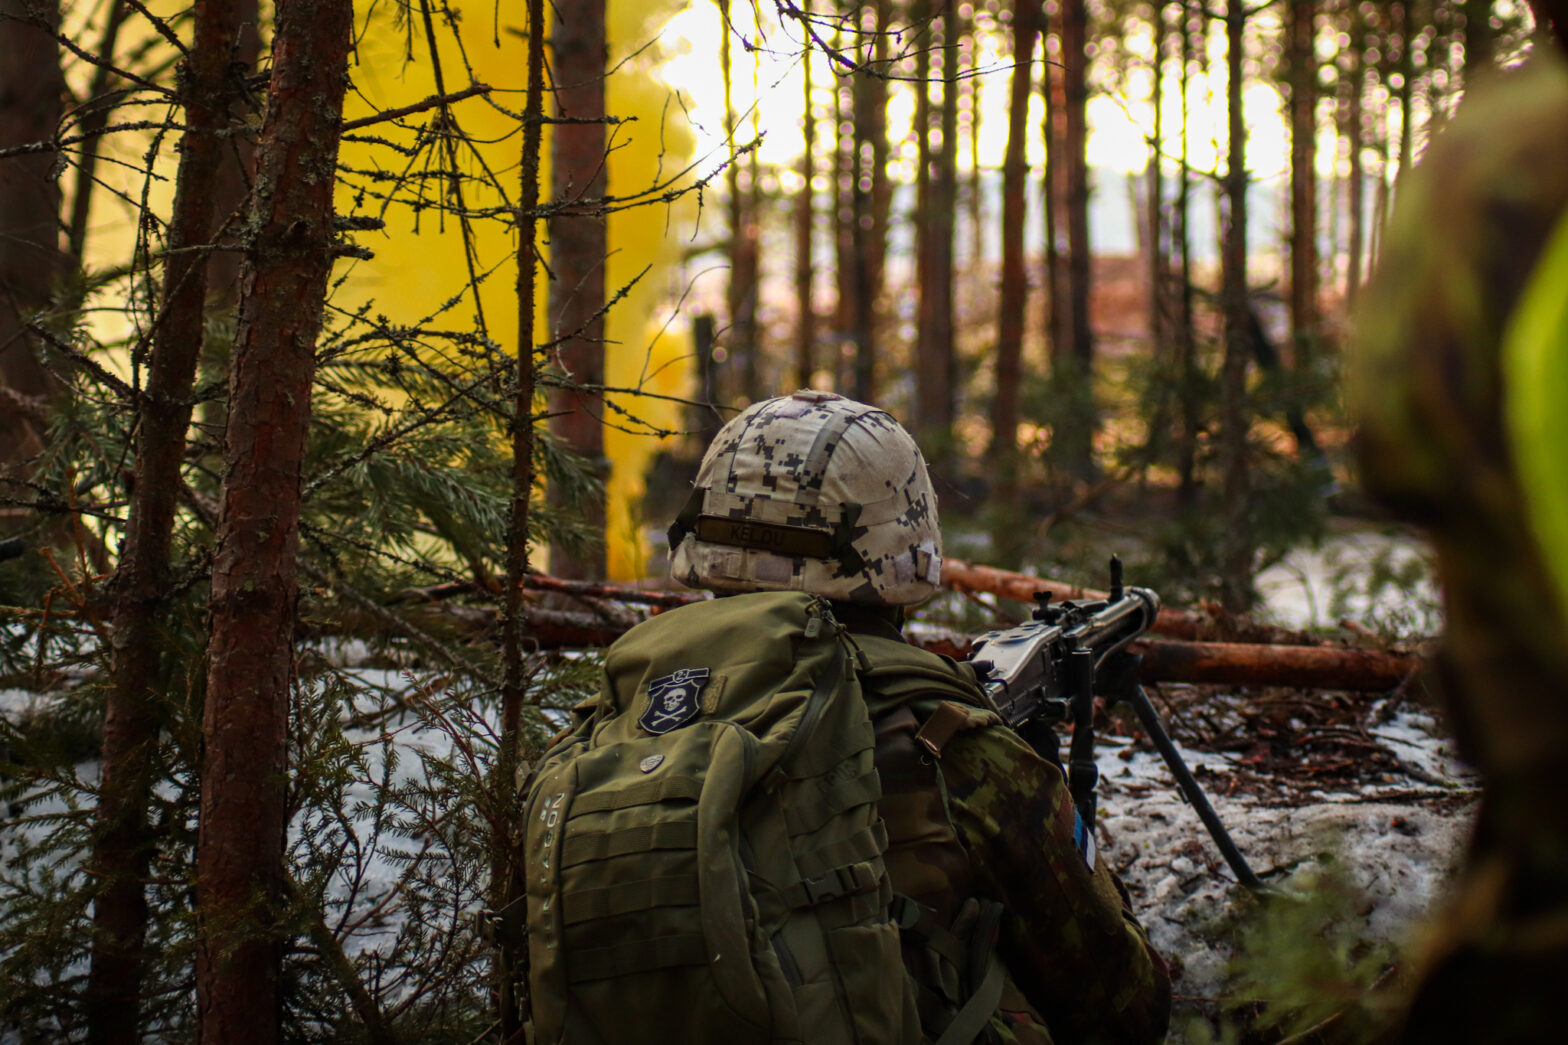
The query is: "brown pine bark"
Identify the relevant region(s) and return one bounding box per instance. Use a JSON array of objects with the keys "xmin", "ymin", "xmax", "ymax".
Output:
[
  {"xmin": 867, "ymin": 0, "xmax": 893, "ymax": 343},
  {"xmin": 849, "ymin": 1, "xmax": 879, "ymax": 402},
  {"xmin": 911, "ymin": 0, "xmax": 934, "ymax": 441},
  {"xmin": 203, "ymin": 8, "xmax": 260, "ymax": 304},
  {"xmin": 194, "ymin": 1, "xmax": 352, "ymax": 1040},
  {"xmin": 990, "ymin": 0, "xmax": 1038, "ymax": 475},
  {"xmin": 794, "ymin": 0, "xmax": 815, "ymax": 389},
  {"xmin": 0, "ymin": 0, "xmax": 66, "ymax": 467},
  {"xmin": 1147, "ymin": 2, "xmax": 1167, "ymax": 372},
  {"xmin": 497, "ymin": 2, "xmax": 546, "ymax": 1033},
  {"xmin": 546, "ymin": 0, "xmax": 608, "ymax": 580},
  {"xmin": 1129, "ymin": 639, "xmax": 1418, "ymax": 691},
  {"xmin": 1041, "ymin": 9, "xmax": 1065, "ymax": 373},
  {"xmin": 1174, "ymin": 5, "xmax": 1198, "ymax": 506},
  {"xmin": 91, "ymin": 2, "xmax": 254, "ymax": 1040},
  {"xmin": 965, "ymin": 9, "xmax": 983, "ymax": 272},
  {"xmin": 935, "ymin": 1, "xmax": 958, "ymax": 423},
  {"xmin": 915, "ymin": 1, "xmax": 958, "ymax": 460},
  {"xmin": 1218, "ymin": 0, "xmax": 1253, "ymax": 613},
  {"xmin": 1345, "ymin": 9, "xmax": 1366, "ymax": 306},
  {"xmin": 1056, "ymin": 0, "xmax": 1096, "ymax": 481},
  {"xmin": 415, "ymin": 567, "xmax": 1421, "ymax": 692},
  {"xmin": 1287, "ymin": 0, "xmax": 1319, "ymax": 373},
  {"xmin": 832, "ymin": 55, "xmax": 853, "ymax": 391}
]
